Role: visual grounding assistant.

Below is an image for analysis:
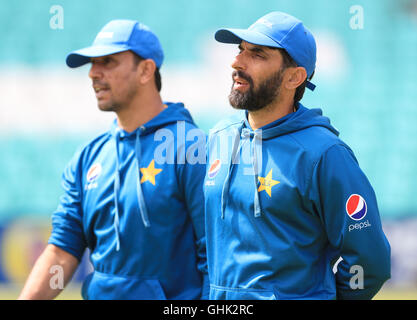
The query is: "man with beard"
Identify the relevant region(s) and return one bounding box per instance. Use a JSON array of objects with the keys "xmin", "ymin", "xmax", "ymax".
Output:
[
  {"xmin": 204, "ymin": 12, "xmax": 390, "ymax": 300},
  {"xmin": 18, "ymin": 19, "xmax": 208, "ymax": 300}
]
